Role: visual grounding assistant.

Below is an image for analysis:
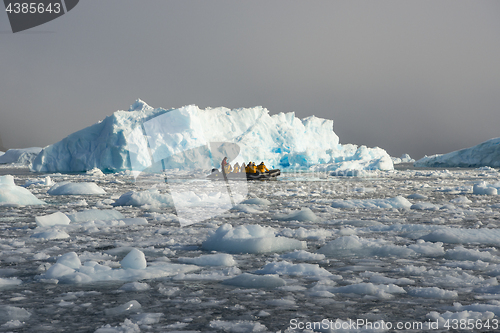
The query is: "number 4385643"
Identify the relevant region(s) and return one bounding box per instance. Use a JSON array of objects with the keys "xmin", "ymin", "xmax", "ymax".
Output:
[{"xmin": 5, "ymin": 2, "xmax": 61, "ymax": 14}]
